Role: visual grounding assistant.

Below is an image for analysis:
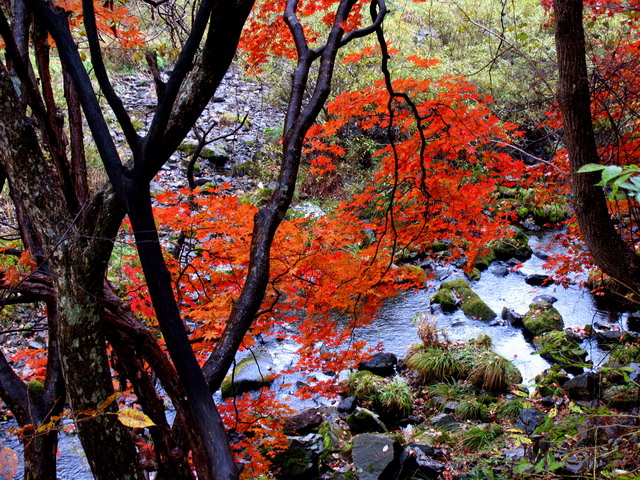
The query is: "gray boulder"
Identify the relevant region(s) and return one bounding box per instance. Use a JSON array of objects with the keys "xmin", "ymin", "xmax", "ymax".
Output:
[
  {"xmin": 352, "ymin": 434, "xmax": 401, "ymax": 480},
  {"xmin": 220, "ymin": 353, "xmax": 275, "ymax": 397}
]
